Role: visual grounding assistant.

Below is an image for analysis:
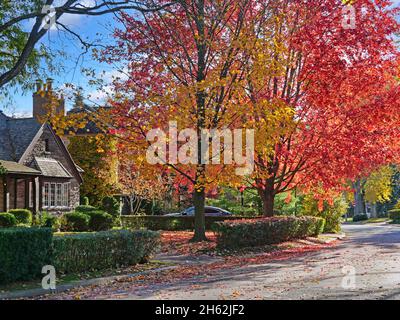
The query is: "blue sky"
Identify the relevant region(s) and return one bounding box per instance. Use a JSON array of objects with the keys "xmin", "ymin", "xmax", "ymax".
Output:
[
  {"xmin": 1, "ymin": 0, "xmax": 126, "ymax": 116},
  {"xmin": 1, "ymin": 0, "xmax": 400, "ymax": 117}
]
